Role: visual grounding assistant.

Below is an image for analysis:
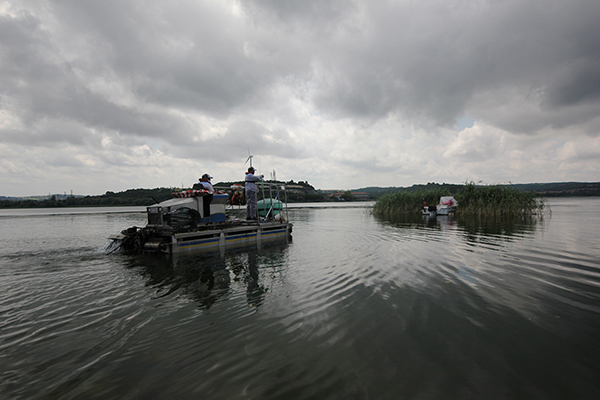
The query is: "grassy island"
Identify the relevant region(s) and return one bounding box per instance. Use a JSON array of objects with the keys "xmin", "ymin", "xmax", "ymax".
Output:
[
  {"xmin": 372, "ymin": 182, "xmax": 546, "ymax": 218},
  {"xmin": 372, "ymin": 188, "xmax": 451, "ymax": 217}
]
